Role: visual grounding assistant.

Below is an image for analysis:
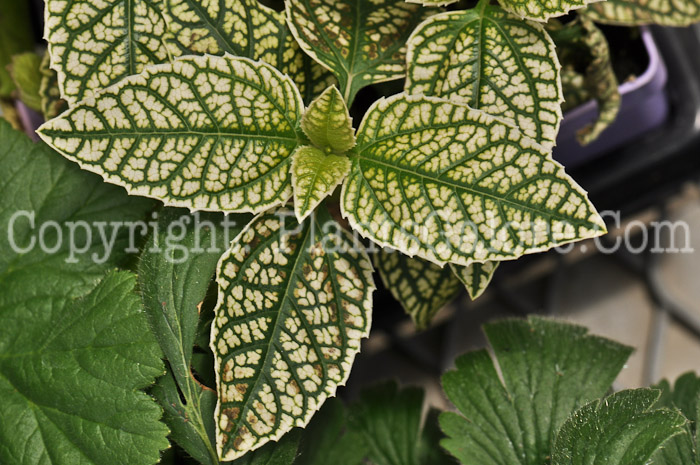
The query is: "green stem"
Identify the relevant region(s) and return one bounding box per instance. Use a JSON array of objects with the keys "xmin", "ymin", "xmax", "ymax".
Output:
[{"xmin": 476, "ymin": 0, "xmax": 490, "ymax": 13}]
